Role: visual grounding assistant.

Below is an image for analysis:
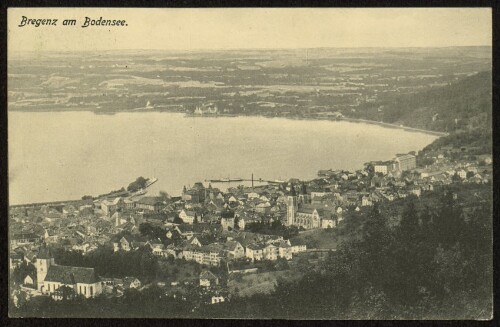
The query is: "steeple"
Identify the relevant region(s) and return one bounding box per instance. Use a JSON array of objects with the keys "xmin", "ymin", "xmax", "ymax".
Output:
[
  {"xmin": 37, "ymin": 243, "xmax": 55, "ymax": 292},
  {"xmin": 37, "ymin": 243, "xmax": 53, "ymax": 259},
  {"xmin": 287, "ymin": 185, "xmax": 298, "ymax": 227}
]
